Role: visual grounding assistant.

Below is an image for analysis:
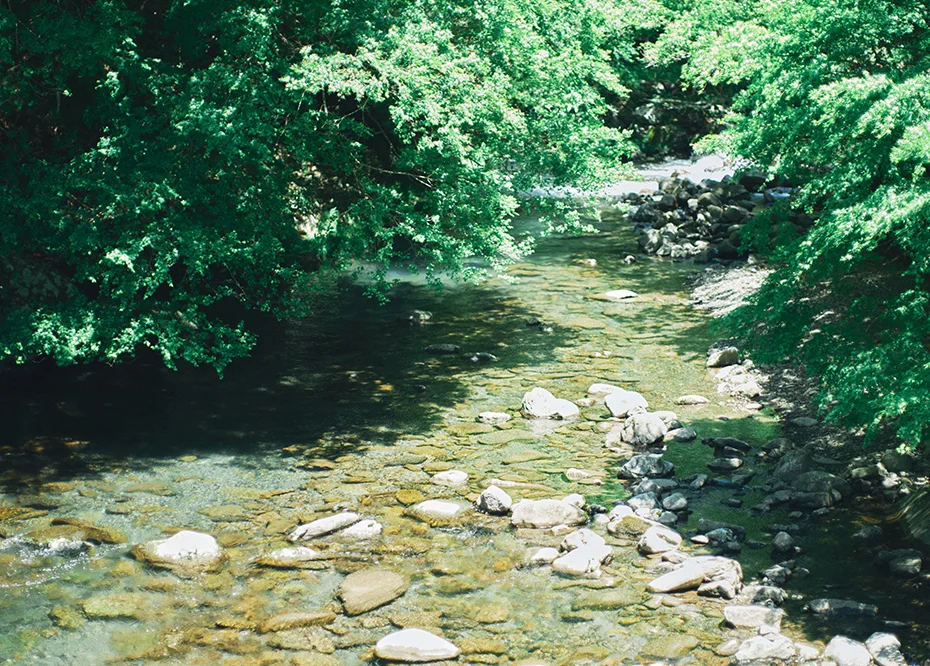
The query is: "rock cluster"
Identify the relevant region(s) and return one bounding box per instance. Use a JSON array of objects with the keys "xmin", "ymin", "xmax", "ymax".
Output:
[{"xmin": 626, "ymin": 173, "xmax": 799, "ymax": 262}]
